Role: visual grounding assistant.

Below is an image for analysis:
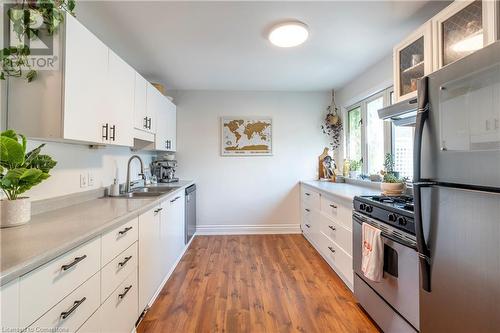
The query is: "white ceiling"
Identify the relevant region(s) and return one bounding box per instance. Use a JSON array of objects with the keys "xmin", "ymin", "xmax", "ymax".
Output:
[{"xmin": 76, "ymin": 1, "xmax": 449, "ymax": 91}]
